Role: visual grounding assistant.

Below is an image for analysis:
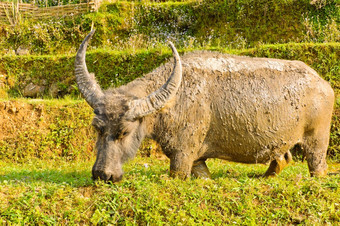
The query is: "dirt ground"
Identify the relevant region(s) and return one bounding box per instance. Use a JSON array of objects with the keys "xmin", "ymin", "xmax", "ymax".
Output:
[{"xmin": 0, "ymin": 100, "xmax": 47, "ymax": 140}]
